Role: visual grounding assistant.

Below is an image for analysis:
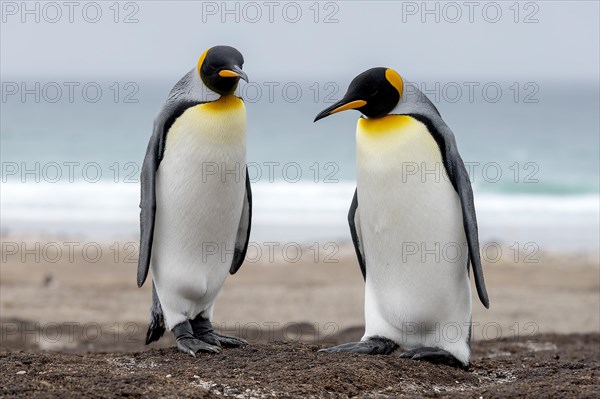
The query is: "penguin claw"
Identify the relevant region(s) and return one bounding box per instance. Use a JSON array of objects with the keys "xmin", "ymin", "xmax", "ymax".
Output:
[
  {"xmin": 213, "ymin": 332, "xmax": 247, "ymax": 347},
  {"xmin": 399, "ymin": 347, "xmax": 466, "ymax": 368},
  {"xmin": 176, "ymin": 338, "xmax": 221, "ymax": 356},
  {"xmin": 319, "ymin": 337, "xmax": 397, "ymax": 355},
  {"xmin": 190, "ymin": 314, "xmax": 247, "ymax": 348},
  {"xmin": 197, "ymin": 332, "xmax": 247, "ymax": 348},
  {"xmin": 196, "ymin": 332, "xmax": 221, "ymax": 347}
]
